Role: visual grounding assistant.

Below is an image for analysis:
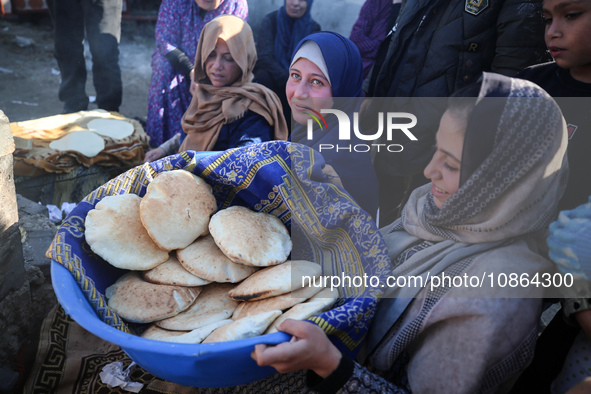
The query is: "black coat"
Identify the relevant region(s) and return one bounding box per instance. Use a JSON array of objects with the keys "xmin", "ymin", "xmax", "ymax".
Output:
[
  {"xmin": 368, "ymin": 0, "xmax": 550, "ymax": 98},
  {"xmin": 366, "ymin": 0, "xmax": 551, "ymax": 223}
]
